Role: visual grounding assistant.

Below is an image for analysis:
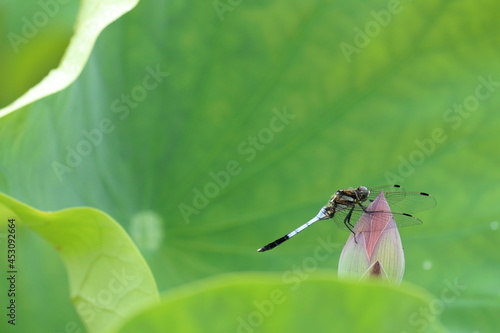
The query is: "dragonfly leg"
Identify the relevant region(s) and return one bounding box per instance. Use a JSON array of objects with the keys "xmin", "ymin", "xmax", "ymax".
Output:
[
  {"xmin": 357, "ymin": 202, "xmax": 369, "ymax": 213},
  {"xmin": 358, "ymin": 202, "xmax": 386, "ymax": 216},
  {"xmin": 343, "ymin": 206, "xmax": 358, "ymax": 243}
]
